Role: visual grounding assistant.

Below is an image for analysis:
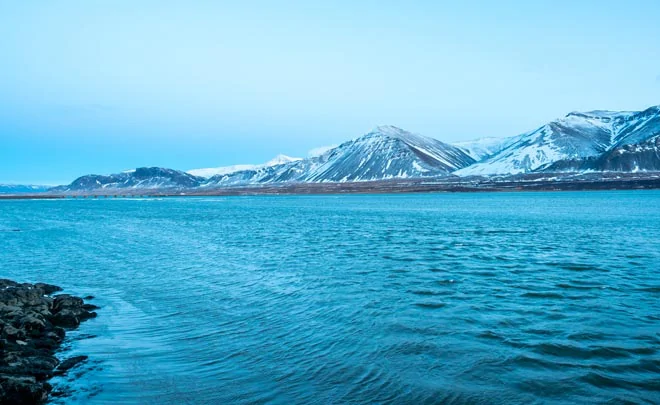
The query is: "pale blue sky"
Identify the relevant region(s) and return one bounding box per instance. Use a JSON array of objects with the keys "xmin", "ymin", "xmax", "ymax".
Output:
[{"xmin": 1, "ymin": 0, "xmax": 659, "ymax": 184}]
